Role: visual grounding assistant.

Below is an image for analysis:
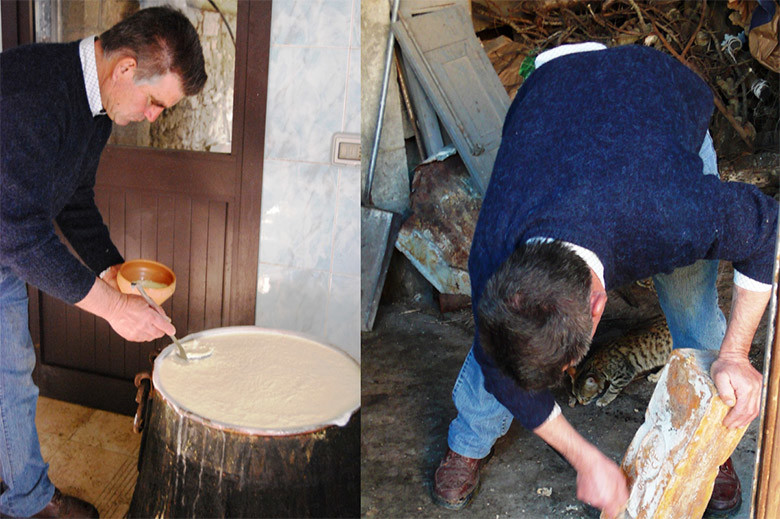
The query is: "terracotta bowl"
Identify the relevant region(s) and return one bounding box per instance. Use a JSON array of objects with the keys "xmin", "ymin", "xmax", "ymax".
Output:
[{"xmin": 117, "ymin": 259, "xmax": 176, "ymax": 305}]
